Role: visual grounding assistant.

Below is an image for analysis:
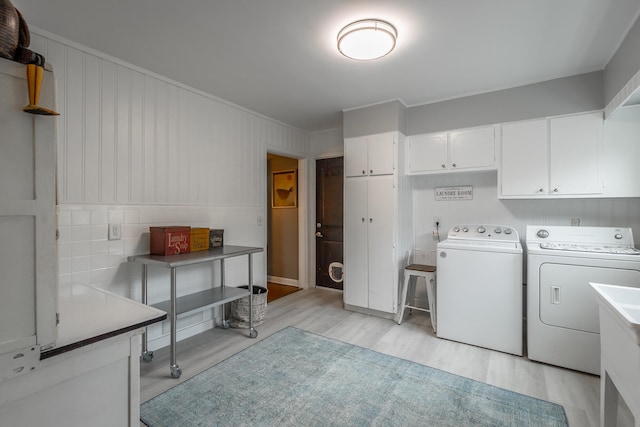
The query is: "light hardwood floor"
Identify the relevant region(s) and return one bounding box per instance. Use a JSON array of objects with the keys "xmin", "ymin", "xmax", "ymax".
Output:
[{"xmin": 140, "ymin": 288, "xmax": 602, "ymax": 426}]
